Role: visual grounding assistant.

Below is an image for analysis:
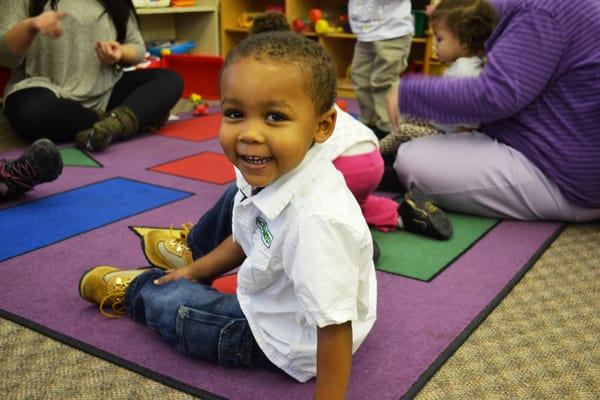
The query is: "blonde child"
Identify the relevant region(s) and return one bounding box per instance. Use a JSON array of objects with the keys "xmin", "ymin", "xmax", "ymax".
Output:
[
  {"xmin": 80, "ymin": 32, "xmax": 377, "ymax": 399},
  {"xmin": 379, "ymin": 0, "xmax": 498, "ymax": 157}
]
